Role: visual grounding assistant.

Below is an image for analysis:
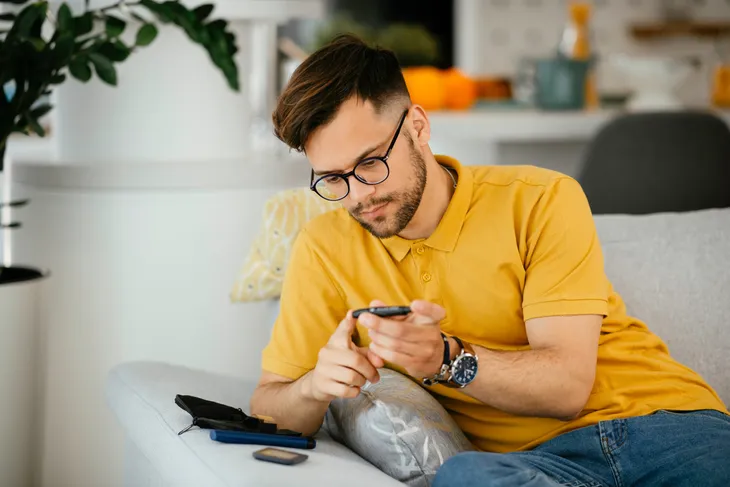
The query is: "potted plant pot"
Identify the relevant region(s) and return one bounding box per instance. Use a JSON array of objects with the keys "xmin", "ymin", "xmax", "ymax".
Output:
[
  {"xmin": 0, "ymin": 266, "xmax": 48, "ymax": 486},
  {"xmin": 0, "ymin": 148, "xmax": 48, "ymax": 486}
]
